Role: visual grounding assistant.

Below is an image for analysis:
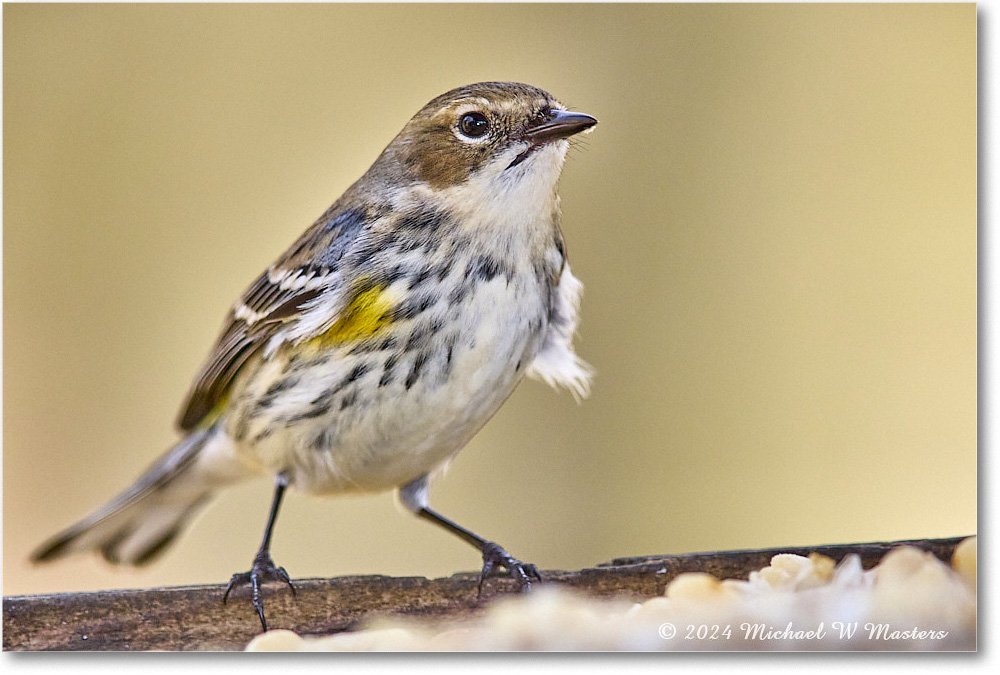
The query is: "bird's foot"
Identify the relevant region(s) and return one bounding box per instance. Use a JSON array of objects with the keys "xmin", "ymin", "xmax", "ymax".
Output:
[
  {"xmin": 478, "ymin": 541, "xmax": 542, "ymax": 597},
  {"xmin": 222, "ymin": 551, "xmax": 296, "ymax": 632}
]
